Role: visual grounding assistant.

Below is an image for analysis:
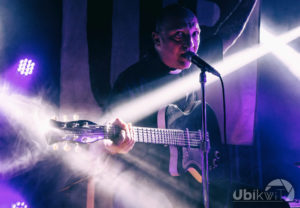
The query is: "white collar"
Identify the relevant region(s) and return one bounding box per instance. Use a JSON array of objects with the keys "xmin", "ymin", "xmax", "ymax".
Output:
[{"xmin": 169, "ymin": 69, "xmax": 182, "ymax": 74}]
